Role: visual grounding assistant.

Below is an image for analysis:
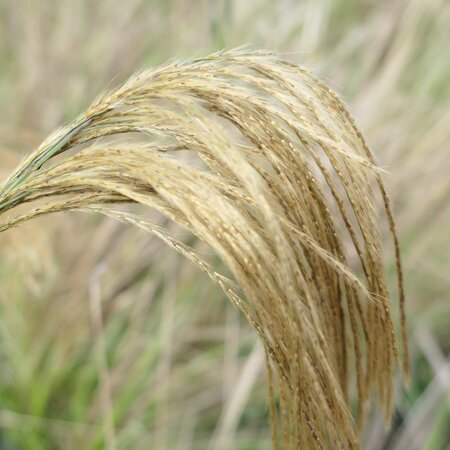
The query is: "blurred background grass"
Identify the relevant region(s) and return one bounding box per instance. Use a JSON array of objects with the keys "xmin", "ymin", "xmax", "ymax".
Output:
[{"xmin": 0, "ymin": 0, "xmax": 449, "ymax": 449}]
